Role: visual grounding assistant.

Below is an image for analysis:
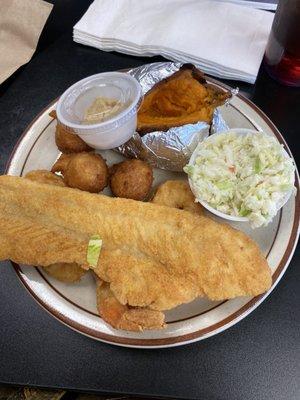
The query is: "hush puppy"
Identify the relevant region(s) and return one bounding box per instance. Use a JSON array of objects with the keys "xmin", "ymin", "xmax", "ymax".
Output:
[
  {"xmin": 109, "ymin": 159, "xmax": 153, "ymax": 200},
  {"xmin": 49, "ymin": 110, "xmax": 93, "ymax": 154},
  {"xmin": 52, "ymin": 152, "xmax": 108, "ymax": 193}
]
